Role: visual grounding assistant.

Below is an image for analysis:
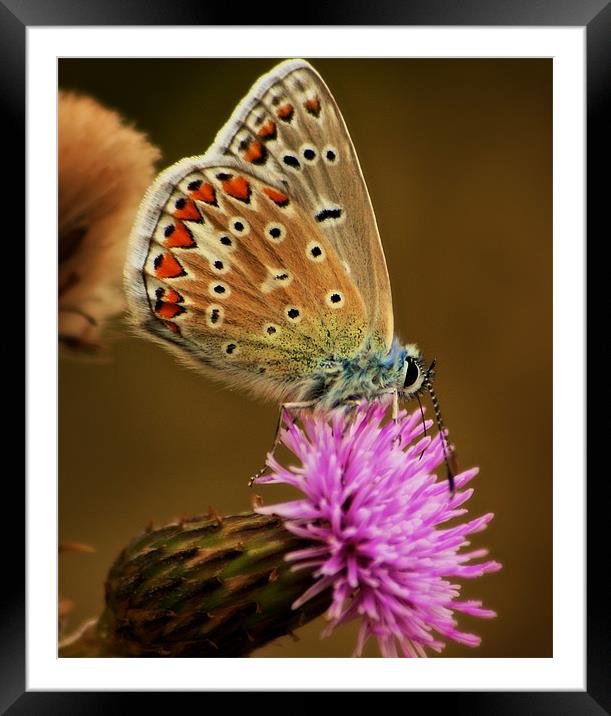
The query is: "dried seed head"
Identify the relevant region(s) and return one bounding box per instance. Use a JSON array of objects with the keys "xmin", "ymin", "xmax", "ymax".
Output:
[{"xmin": 58, "ymin": 90, "xmax": 160, "ymax": 352}]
